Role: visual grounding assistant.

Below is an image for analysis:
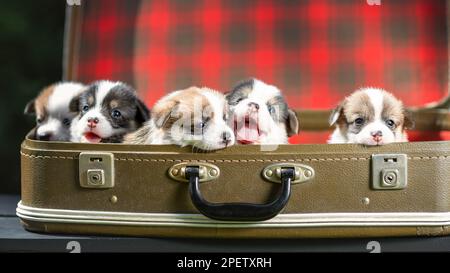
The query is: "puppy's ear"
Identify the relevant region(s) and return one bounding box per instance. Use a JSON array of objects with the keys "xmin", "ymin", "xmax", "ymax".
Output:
[
  {"xmin": 153, "ymin": 100, "xmax": 180, "ymax": 128},
  {"xmin": 286, "ymin": 109, "xmax": 299, "ymax": 137},
  {"xmin": 135, "ymin": 98, "xmax": 150, "ymax": 124},
  {"xmin": 69, "ymin": 94, "xmax": 81, "ymax": 113},
  {"xmin": 24, "ymin": 99, "xmax": 36, "ymax": 115},
  {"xmin": 329, "ymin": 102, "xmax": 344, "ymax": 126},
  {"xmin": 224, "ymin": 92, "xmax": 231, "ymax": 102},
  {"xmin": 403, "ymin": 109, "xmax": 415, "ymax": 130}
]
